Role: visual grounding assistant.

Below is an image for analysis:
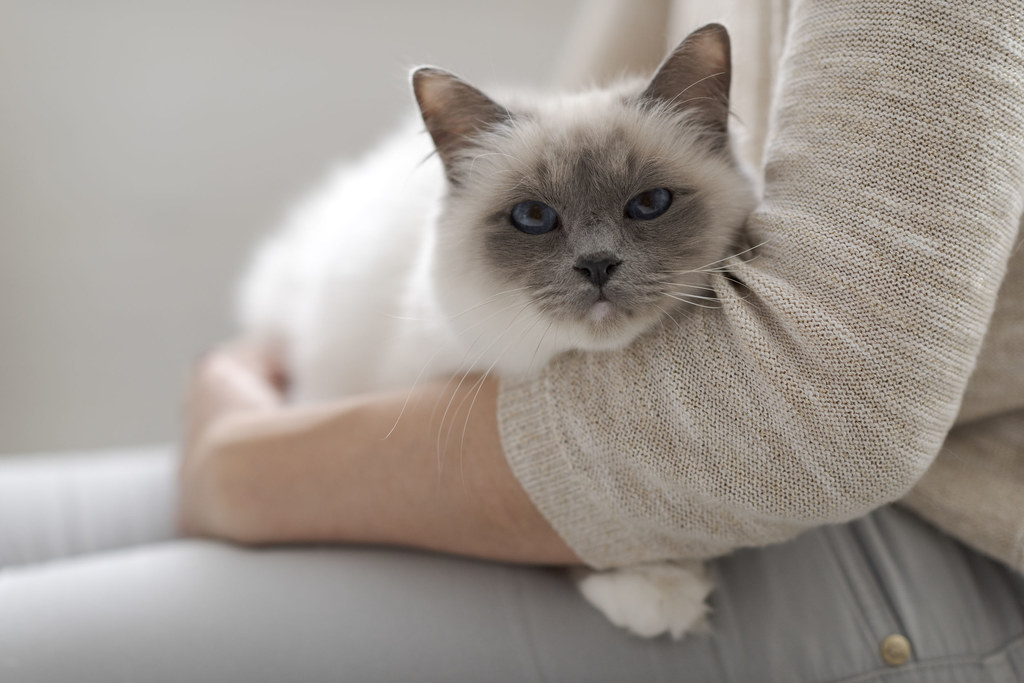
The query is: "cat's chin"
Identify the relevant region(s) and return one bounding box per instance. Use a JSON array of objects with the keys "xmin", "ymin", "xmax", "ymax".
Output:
[
  {"xmin": 567, "ymin": 302, "xmax": 660, "ymax": 353},
  {"xmin": 587, "ymin": 300, "xmax": 616, "ymax": 324}
]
